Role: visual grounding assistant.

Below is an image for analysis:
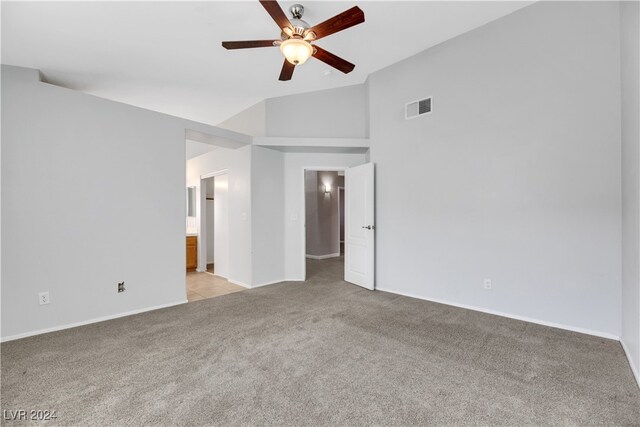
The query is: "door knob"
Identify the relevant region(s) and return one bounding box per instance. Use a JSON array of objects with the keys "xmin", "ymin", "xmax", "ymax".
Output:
[{"xmin": 362, "ymin": 225, "xmax": 375, "ymax": 230}]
